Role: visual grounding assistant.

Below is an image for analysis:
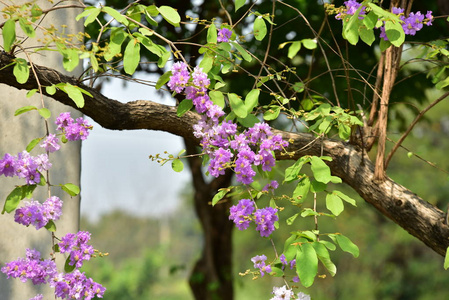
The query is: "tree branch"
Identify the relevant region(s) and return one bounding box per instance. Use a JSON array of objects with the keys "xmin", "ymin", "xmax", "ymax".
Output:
[{"xmin": 1, "ymin": 51, "xmax": 448, "ymax": 256}]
